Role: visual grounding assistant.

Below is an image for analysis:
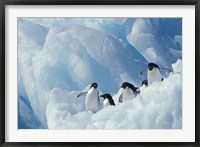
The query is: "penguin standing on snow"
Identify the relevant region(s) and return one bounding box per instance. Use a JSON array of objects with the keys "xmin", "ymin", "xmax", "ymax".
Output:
[
  {"xmin": 119, "ymin": 82, "xmax": 139, "ymax": 103},
  {"xmin": 147, "ymin": 63, "xmax": 162, "ymax": 85},
  {"xmin": 100, "ymin": 94, "xmax": 115, "ymax": 107},
  {"xmin": 77, "ymin": 82, "xmax": 100, "ymax": 113}
]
